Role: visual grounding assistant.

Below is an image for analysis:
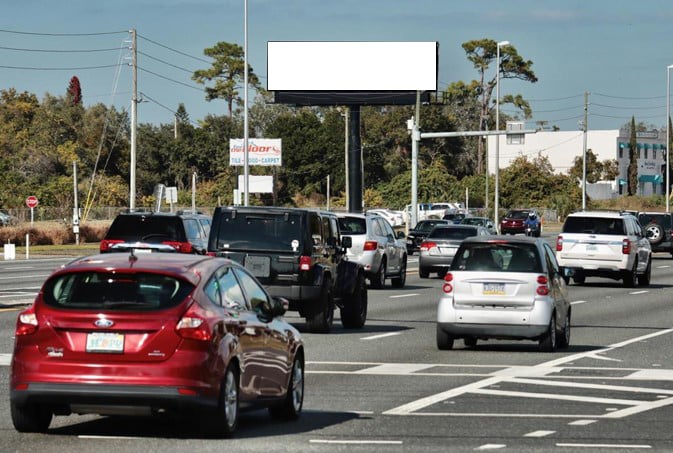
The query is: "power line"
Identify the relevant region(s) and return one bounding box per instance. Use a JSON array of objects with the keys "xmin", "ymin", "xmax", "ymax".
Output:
[
  {"xmin": 592, "ymin": 102, "xmax": 665, "ymax": 111},
  {"xmin": 0, "ymin": 45, "xmax": 125, "ymax": 53},
  {"xmin": 594, "ymin": 92, "xmax": 664, "ymax": 100},
  {"xmin": 140, "ymin": 91, "xmax": 200, "ymax": 126},
  {"xmin": 138, "ymin": 51, "xmax": 194, "ymax": 74},
  {"xmin": 138, "ymin": 66, "xmax": 203, "ymax": 91},
  {"xmin": 137, "ymin": 33, "xmax": 210, "ymax": 64},
  {"xmin": 0, "ymin": 63, "xmax": 123, "ymax": 70},
  {"xmin": 0, "ymin": 28, "xmax": 127, "ymax": 36}
]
